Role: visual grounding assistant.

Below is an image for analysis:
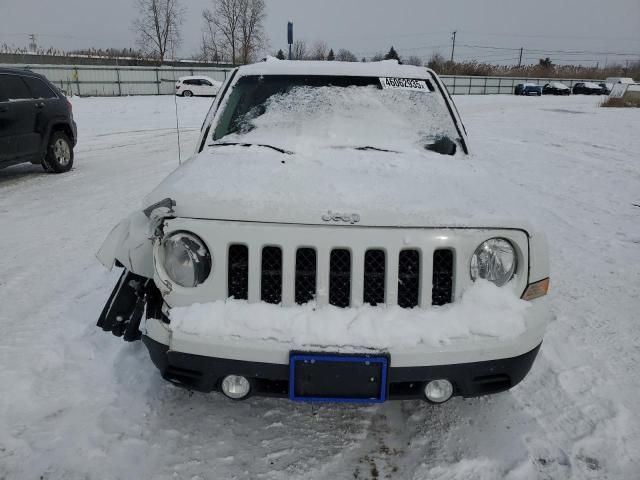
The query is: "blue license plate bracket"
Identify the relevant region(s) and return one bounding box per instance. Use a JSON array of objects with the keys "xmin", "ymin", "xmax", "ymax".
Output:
[{"xmin": 289, "ymin": 352, "xmax": 389, "ymax": 403}]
